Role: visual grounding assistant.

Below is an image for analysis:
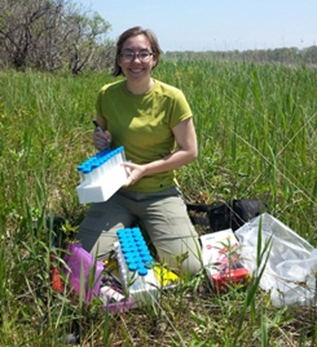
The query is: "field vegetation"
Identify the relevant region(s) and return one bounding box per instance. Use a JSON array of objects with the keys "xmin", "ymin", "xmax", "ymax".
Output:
[{"xmin": 1, "ymin": 58, "xmax": 317, "ymax": 346}]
